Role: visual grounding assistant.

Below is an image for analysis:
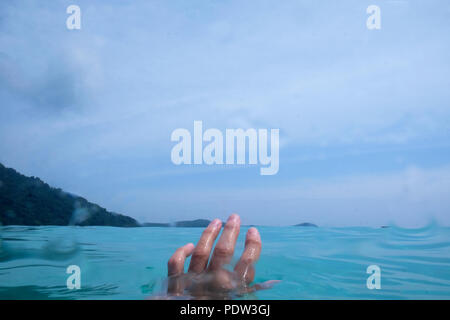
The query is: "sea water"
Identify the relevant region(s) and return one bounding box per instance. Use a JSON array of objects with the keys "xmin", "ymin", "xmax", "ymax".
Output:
[{"xmin": 0, "ymin": 224, "xmax": 449, "ymax": 299}]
